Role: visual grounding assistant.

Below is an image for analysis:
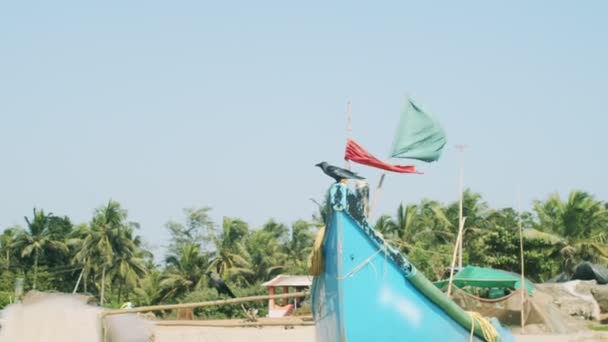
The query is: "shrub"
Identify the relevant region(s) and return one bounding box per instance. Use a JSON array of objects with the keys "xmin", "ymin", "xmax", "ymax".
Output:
[
  {"xmin": 0, "ymin": 291, "xmax": 14, "ymax": 309},
  {"xmin": 180, "ymin": 285, "xmax": 268, "ymax": 319}
]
